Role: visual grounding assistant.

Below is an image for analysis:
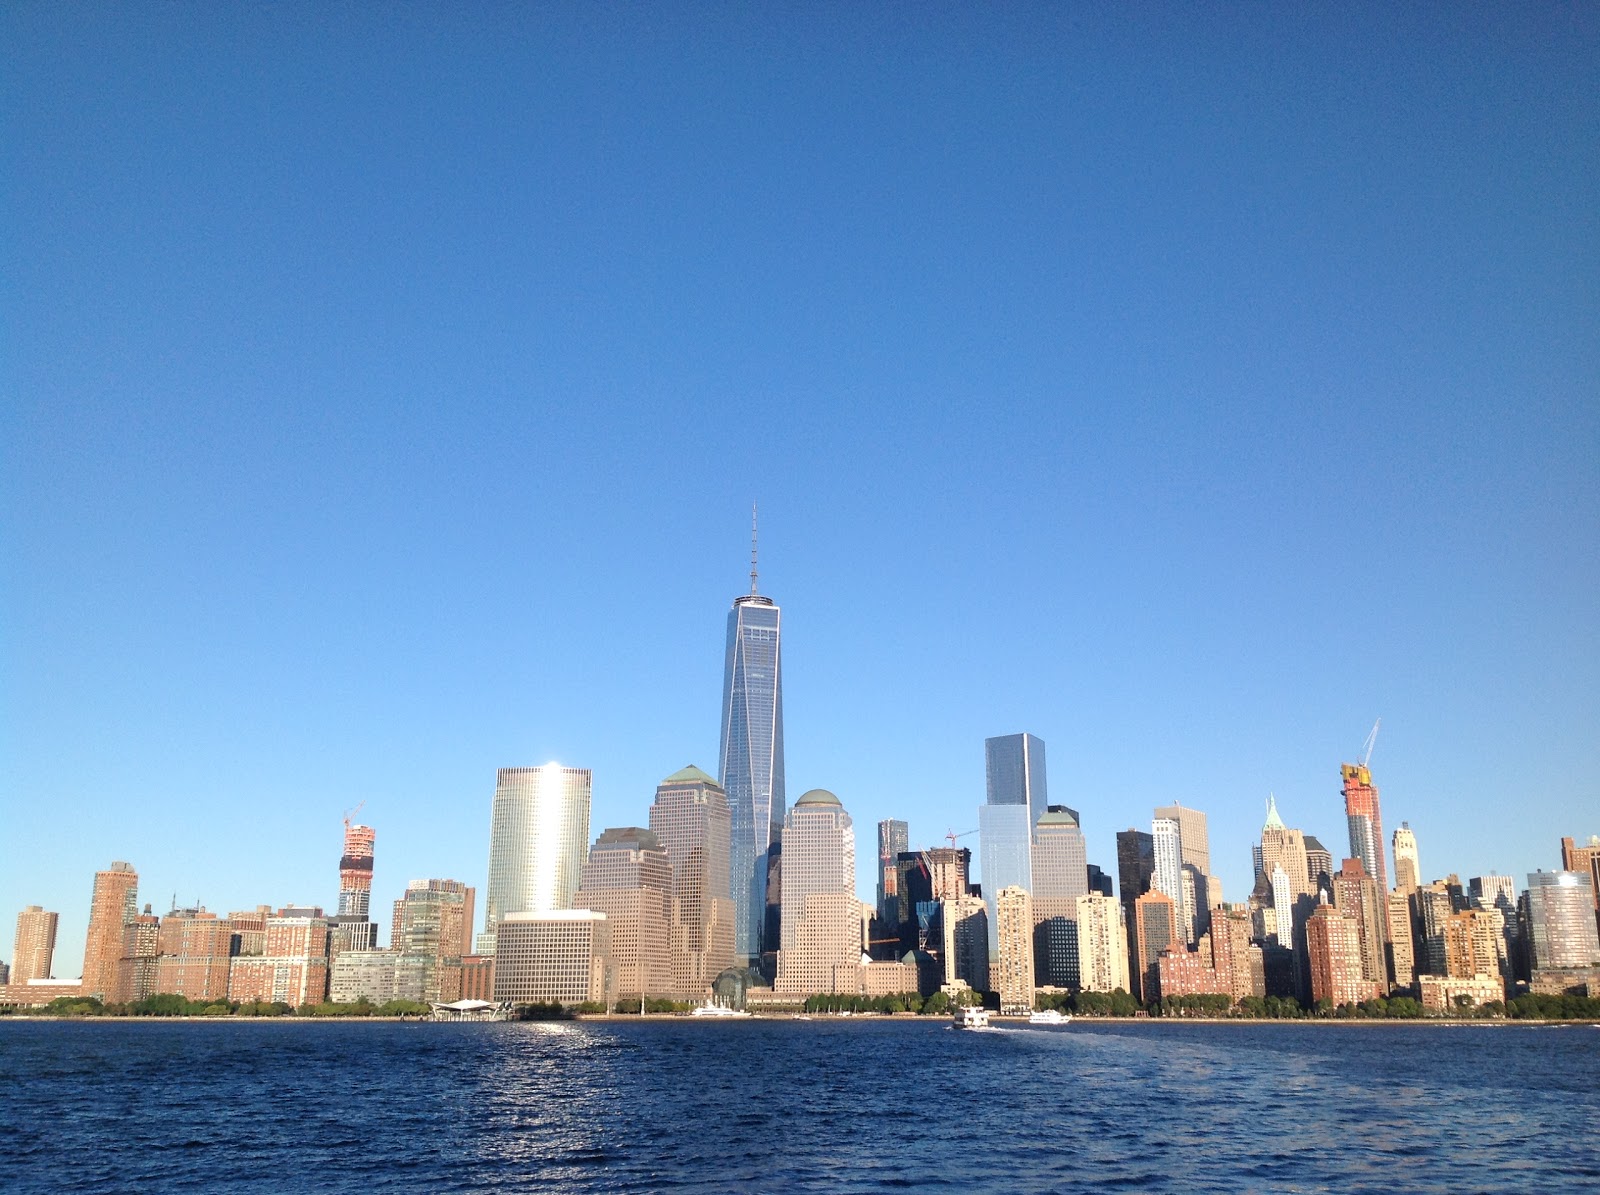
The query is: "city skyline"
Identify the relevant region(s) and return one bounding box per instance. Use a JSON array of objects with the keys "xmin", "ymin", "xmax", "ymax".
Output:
[{"xmin": 6, "ymin": 6, "xmax": 1596, "ymax": 971}]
